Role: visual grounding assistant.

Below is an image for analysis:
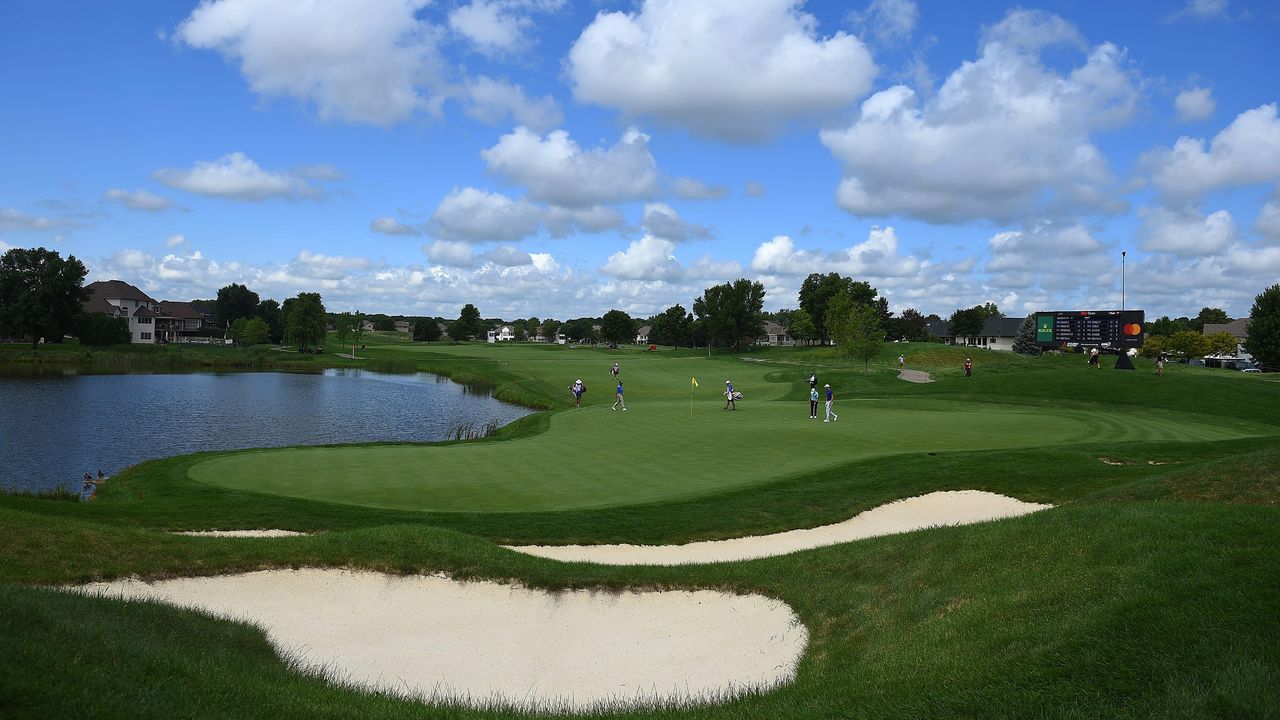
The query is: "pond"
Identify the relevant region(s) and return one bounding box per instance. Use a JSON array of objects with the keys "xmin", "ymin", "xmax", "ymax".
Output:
[{"xmin": 0, "ymin": 369, "xmax": 531, "ymax": 495}]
